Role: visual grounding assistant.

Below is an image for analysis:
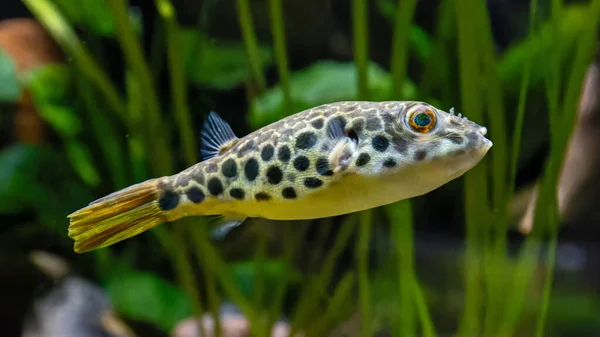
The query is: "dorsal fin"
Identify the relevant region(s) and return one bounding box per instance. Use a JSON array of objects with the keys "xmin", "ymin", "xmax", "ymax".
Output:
[{"xmin": 200, "ymin": 111, "xmax": 239, "ymax": 160}]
